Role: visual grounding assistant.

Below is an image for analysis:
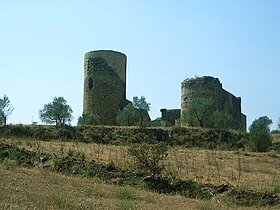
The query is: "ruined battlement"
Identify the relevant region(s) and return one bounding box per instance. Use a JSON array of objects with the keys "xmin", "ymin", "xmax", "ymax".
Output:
[
  {"xmin": 181, "ymin": 76, "xmax": 246, "ymax": 130},
  {"xmin": 160, "ymin": 108, "xmax": 181, "ymax": 126}
]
